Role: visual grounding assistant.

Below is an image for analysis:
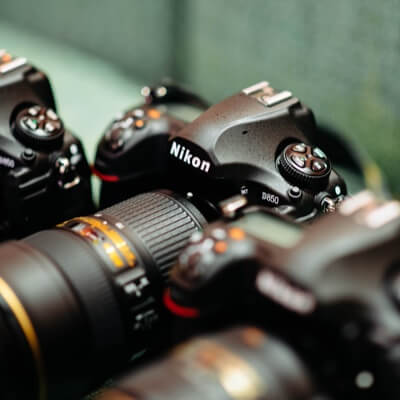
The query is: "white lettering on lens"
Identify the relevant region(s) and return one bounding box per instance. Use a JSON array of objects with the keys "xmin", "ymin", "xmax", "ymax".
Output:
[
  {"xmin": 170, "ymin": 141, "xmax": 211, "ymax": 173},
  {"xmin": 256, "ymin": 270, "xmax": 315, "ymax": 314}
]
